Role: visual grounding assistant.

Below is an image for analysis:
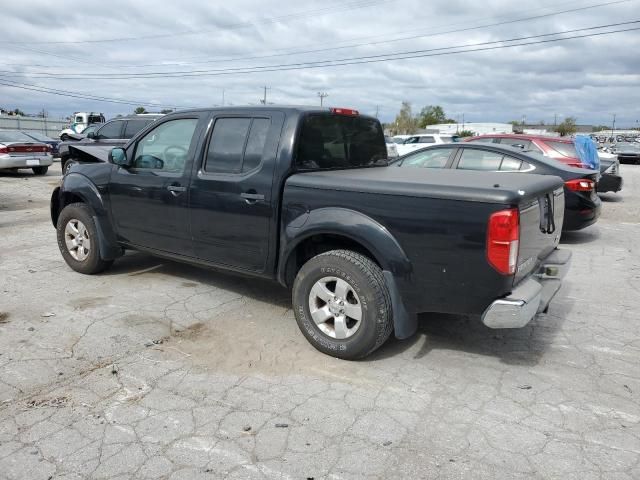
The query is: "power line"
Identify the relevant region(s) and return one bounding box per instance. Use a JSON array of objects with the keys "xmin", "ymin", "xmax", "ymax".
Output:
[
  {"xmin": 4, "ymin": 21, "xmax": 637, "ymax": 80},
  {"xmin": 0, "ymin": 0, "xmax": 390, "ymax": 45},
  {"xmin": 1, "ymin": 0, "xmax": 628, "ymax": 70},
  {"xmin": 318, "ymin": 92, "xmax": 329, "ymax": 107},
  {"xmin": 0, "ymin": 78, "xmax": 191, "ymax": 108}
]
